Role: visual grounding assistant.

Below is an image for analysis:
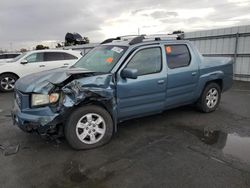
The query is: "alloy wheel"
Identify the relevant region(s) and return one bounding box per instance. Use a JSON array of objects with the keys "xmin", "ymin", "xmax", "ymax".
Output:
[
  {"xmin": 0, "ymin": 77, "xmax": 15, "ymax": 91},
  {"xmin": 205, "ymin": 88, "xmax": 219, "ymax": 108},
  {"xmin": 75, "ymin": 113, "xmax": 106, "ymax": 144}
]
